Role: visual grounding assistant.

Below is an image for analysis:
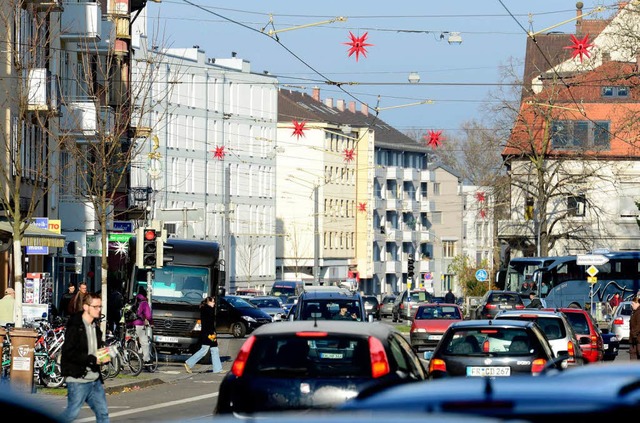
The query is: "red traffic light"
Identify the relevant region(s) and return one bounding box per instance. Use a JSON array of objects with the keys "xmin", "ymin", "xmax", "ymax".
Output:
[{"xmin": 144, "ymin": 229, "xmax": 157, "ymax": 241}]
